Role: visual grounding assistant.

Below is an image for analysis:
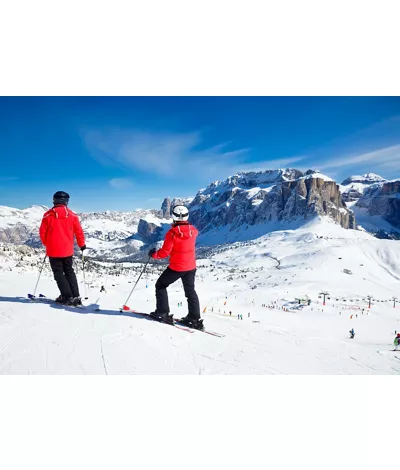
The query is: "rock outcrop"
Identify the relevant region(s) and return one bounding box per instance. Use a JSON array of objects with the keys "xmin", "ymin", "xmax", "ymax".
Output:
[
  {"xmin": 137, "ymin": 219, "xmax": 159, "ymax": 239},
  {"xmin": 187, "ymin": 169, "xmax": 356, "ymax": 233},
  {"xmin": 356, "ymin": 179, "xmax": 400, "ymax": 229}
]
